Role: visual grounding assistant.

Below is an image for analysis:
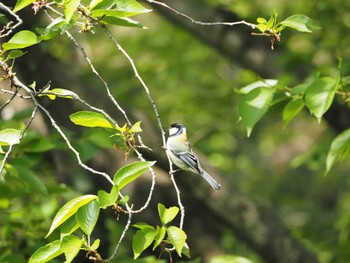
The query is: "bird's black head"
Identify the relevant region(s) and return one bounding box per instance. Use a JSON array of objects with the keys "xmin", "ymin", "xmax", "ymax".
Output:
[{"xmin": 169, "ymin": 123, "xmax": 185, "ymax": 136}]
